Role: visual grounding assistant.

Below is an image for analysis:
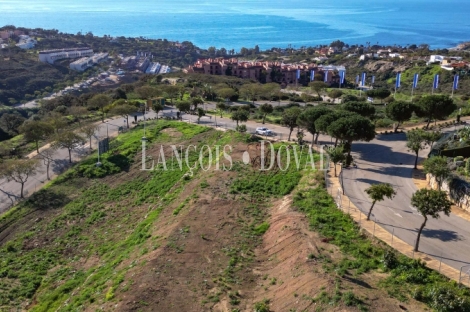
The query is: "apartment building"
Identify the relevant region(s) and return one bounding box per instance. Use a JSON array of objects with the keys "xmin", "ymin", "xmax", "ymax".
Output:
[
  {"xmin": 69, "ymin": 52, "xmax": 109, "ymax": 71},
  {"xmin": 38, "ymin": 47, "xmax": 93, "ymax": 64},
  {"xmin": 184, "ymin": 58, "xmax": 336, "ymax": 84}
]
